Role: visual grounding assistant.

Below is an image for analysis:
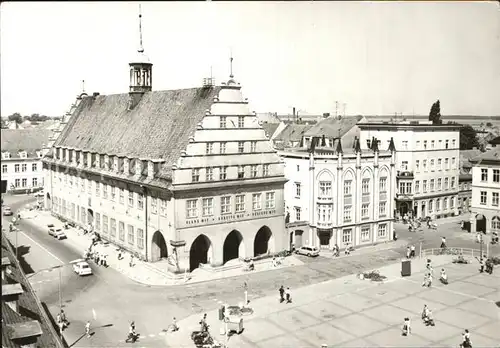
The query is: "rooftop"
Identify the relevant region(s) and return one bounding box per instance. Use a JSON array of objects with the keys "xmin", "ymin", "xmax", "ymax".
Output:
[
  {"xmin": 471, "ymin": 146, "xmax": 500, "ymax": 164},
  {"xmin": 304, "ymin": 116, "xmax": 363, "ymax": 138},
  {"xmin": 460, "ymin": 149, "xmax": 483, "ymax": 169},
  {"xmin": 1, "ymin": 129, "xmax": 52, "ymax": 157},
  {"xmin": 273, "ymin": 124, "xmax": 312, "ymax": 149},
  {"xmin": 260, "ymin": 122, "xmax": 281, "ymax": 140},
  {"xmin": 2, "ymin": 283, "xmax": 24, "ymax": 297}
]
